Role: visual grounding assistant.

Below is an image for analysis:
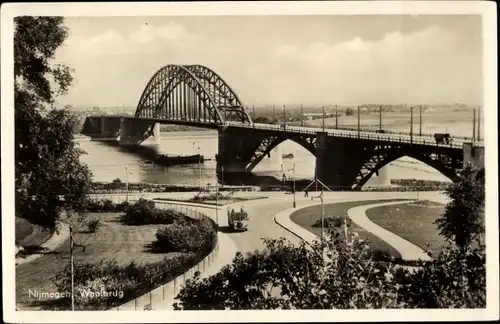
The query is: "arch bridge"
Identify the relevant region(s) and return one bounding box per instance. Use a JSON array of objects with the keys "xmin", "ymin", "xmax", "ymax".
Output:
[{"xmin": 81, "ymin": 64, "xmax": 484, "ymax": 189}]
